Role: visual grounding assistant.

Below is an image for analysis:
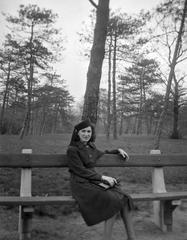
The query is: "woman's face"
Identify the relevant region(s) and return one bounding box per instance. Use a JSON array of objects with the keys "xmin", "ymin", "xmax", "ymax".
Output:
[{"xmin": 78, "ymin": 126, "xmax": 92, "ymax": 143}]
